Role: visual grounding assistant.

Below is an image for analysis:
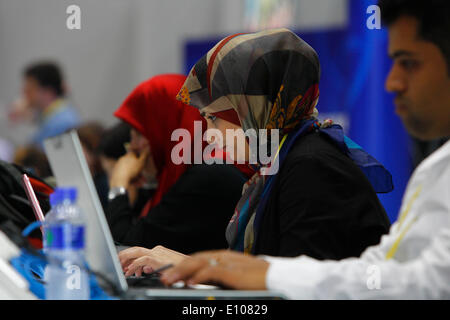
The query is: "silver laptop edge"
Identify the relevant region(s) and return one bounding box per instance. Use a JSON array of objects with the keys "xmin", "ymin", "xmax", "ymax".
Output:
[{"xmin": 44, "ymin": 130, "xmax": 128, "ymax": 293}]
